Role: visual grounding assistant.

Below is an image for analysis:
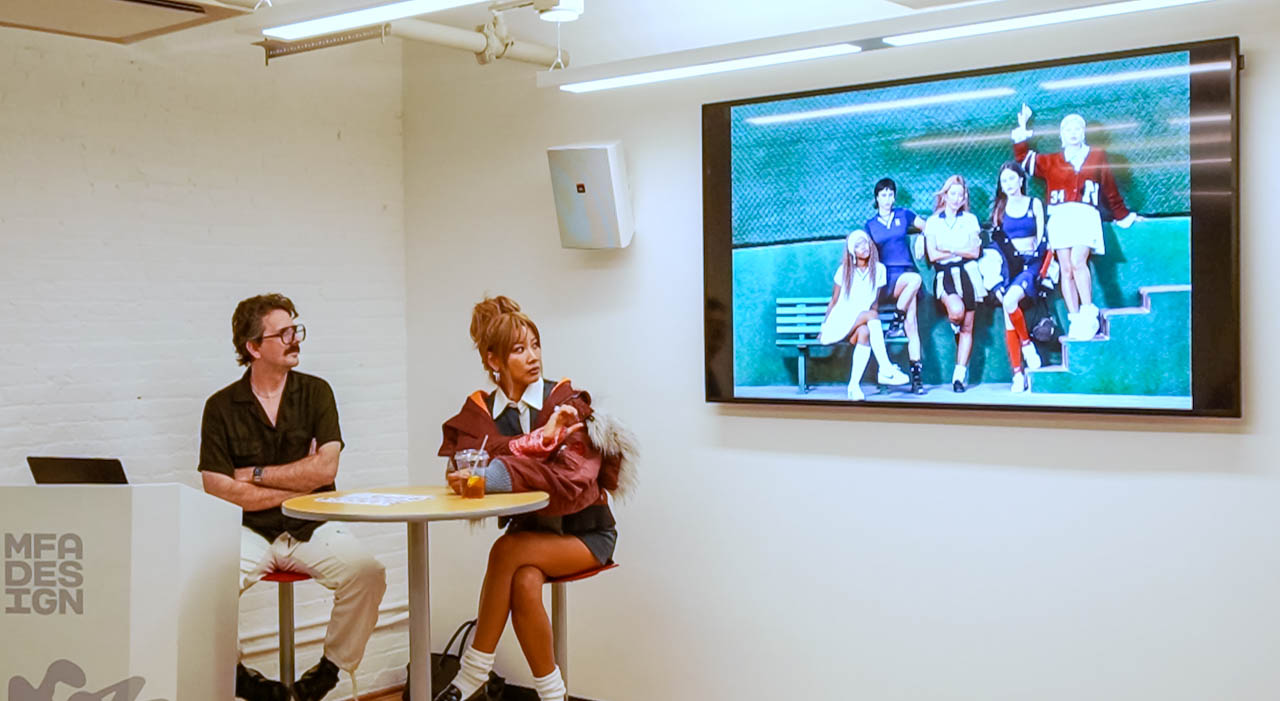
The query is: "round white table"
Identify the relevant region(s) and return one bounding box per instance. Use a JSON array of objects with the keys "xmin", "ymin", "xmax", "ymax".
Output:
[{"xmin": 283, "ymin": 485, "xmax": 549, "ymax": 700}]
